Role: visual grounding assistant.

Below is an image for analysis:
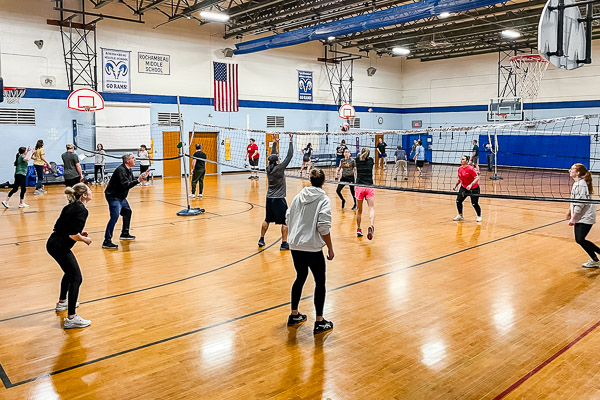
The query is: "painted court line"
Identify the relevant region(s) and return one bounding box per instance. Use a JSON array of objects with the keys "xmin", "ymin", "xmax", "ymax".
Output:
[{"xmin": 0, "ymin": 218, "xmax": 568, "ymax": 389}]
